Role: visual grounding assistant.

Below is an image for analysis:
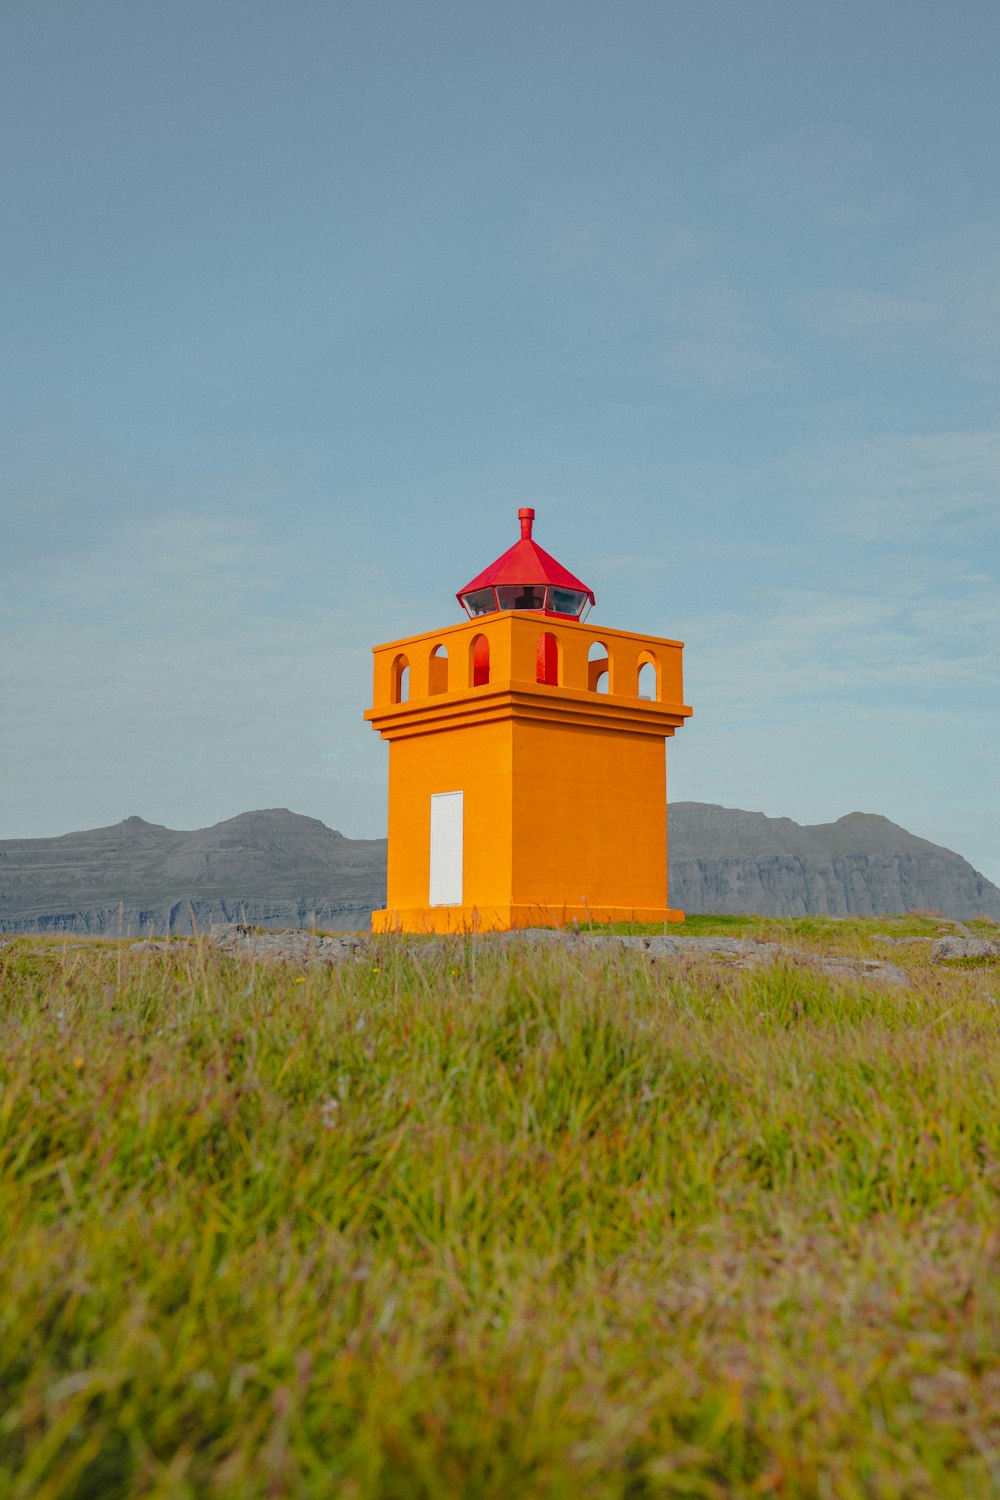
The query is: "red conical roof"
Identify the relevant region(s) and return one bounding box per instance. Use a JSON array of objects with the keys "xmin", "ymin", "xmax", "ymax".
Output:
[{"xmin": 457, "ymin": 508, "xmax": 595, "ymax": 609}]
